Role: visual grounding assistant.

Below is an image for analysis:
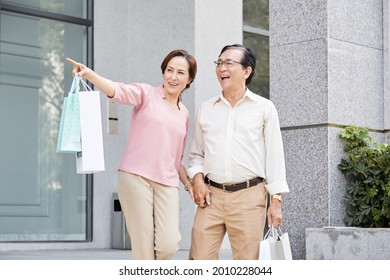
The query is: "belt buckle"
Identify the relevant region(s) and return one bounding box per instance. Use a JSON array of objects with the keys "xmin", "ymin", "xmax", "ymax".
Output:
[
  {"xmin": 223, "ymin": 183, "xmax": 237, "ymax": 192},
  {"xmin": 222, "ymin": 179, "xmax": 254, "ymax": 192},
  {"xmin": 222, "ymin": 183, "xmax": 233, "ymax": 191}
]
